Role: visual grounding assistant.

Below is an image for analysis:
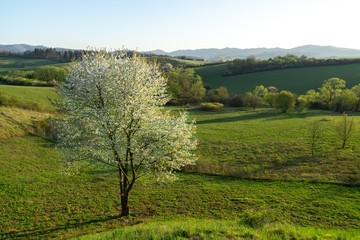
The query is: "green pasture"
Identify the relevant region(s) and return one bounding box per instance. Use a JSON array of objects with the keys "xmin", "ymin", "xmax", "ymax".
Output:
[
  {"xmin": 189, "ymin": 108, "xmax": 360, "ymax": 183},
  {"xmin": 1, "ymin": 85, "xmax": 360, "ymax": 239},
  {"xmin": 0, "ymin": 57, "xmax": 62, "ymax": 75},
  {"xmin": 75, "ymin": 219, "xmax": 360, "ymax": 240},
  {"xmin": 1, "ymin": 134, "xmax": 360, "ymax": 239},
  {"xmin": 171, "ymin": 58, "xmax": 210, "ymax": 66},
  {"xmin": 195, "ymin": 63, "xmax": 360, "ymax": 95},
  {"xmin": 1, "ymin": 104, "xmax": 360, "ymax": 238},
  {"xmin": 0, "ymin": 85, "xmax": 57, "ymax": 111}
]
